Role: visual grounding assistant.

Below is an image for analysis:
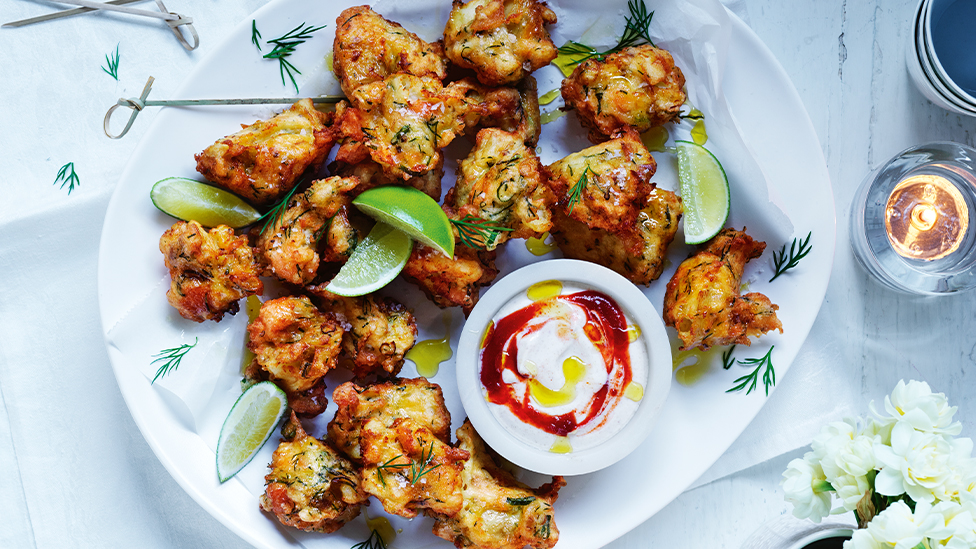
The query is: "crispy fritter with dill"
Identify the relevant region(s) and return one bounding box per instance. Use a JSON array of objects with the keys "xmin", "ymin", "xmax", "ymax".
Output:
[
  {"xmin": 333, "ymin": 5, "xmax": 448, "ymax": 97},
  {"xmin": 402, "ymin": 243, "xmax": 499, "ymax": 315},
  {"xmin": 159, "ymin": 220, "xmax": 263, "ymax": 323},
  {"xmin": 332, "ymin": 156, "xmax": 445, "ymax": 201},
  {"xmin": 431, "ymin": 420, "xmax": 565, "ymax": 549},
  {"xmin": 360, "ymin": 417, "xmax": 469, "ymax": 518},
  {"xmin": 443, "ymin": 0, "xmax": 558, "ymax": 86},
  {"xmin": 257, "ymin": 176, "xmax": 361, "ymax": 285},
  {"xmin": 545, "ymin": 130, "xmax": 655, "ymax": 238},
  {"xmin": 663, "ymin": 228, "xmax": 783, "ymax": 351},
  {"xmin": 328, "ymin": 377, "xmax": 453, "ymax": 462},
  {"xmin": 561, "ymin": 44, "xmax": 686, "ymax": 143},
  {"xmin": 552, "ymin": 187, "xmax": 681, "ymax": 285},
  {"xmin": 194, "ymin": 99, "xmax": 336, "ymax": 206},
  {"xmin": 308, "ymin": 287, "xmax": 418, "ymax": 379},
  {"xmin": 260, "ymin": 412, "xmax": 367, "ymax": 533},
  {"xmin": 445, "ymin": 127, "xmax": 554, "ymax": 251},
  {"xmin": 247, "ymin": 296, "xmax": 344, "ymax": 413}
]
